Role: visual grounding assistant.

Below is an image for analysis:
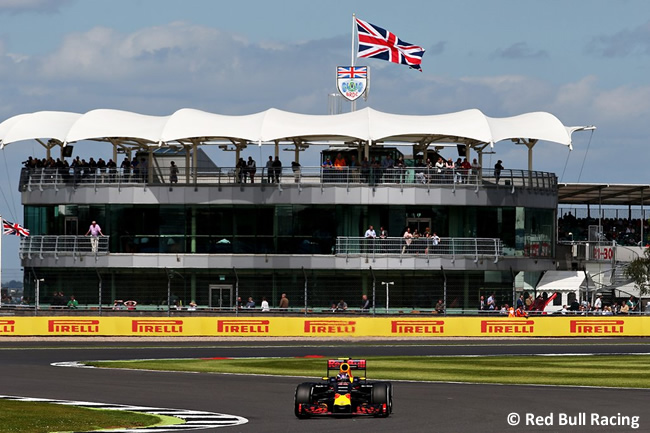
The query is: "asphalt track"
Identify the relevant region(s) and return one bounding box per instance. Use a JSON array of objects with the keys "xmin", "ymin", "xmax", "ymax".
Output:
[{"xmin": 1, "ymin": 338, "xmax": 650, "ymax": 433}]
